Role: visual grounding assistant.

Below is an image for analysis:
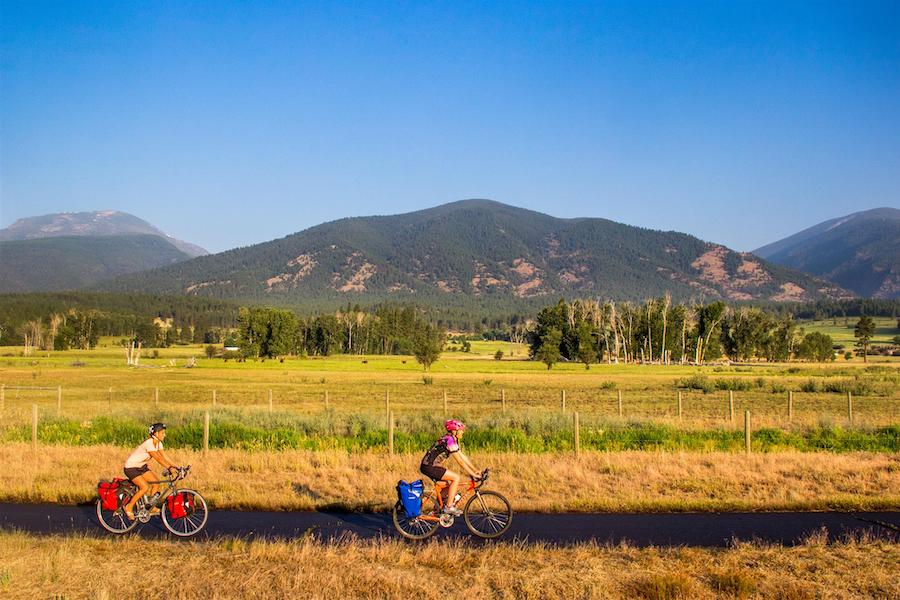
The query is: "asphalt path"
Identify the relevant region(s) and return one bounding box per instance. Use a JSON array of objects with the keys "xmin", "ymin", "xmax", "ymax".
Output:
[{"xmin": 1, "ymin": 503, "xmax": 898, "ymax": 547}]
